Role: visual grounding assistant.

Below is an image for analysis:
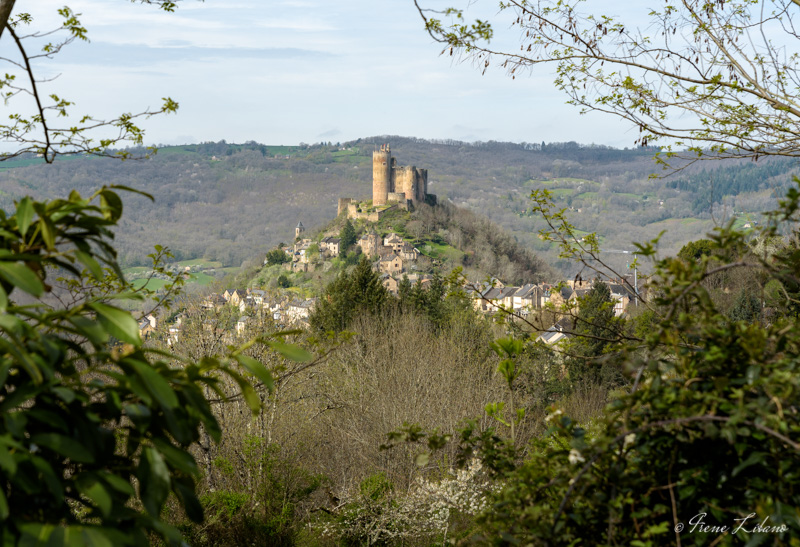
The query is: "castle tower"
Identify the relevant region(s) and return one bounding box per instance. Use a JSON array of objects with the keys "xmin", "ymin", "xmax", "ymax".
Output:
[
  {"xmin": 295, "ymin": 221, "xmax": 305, "ymax": 239},
  {"xmin": 372, "ymin": 144, "xmax": 392, "ymax": 206},
  {"xmin": 416, "ymin": 168, "xmax": 428, "ymax": 202}
]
